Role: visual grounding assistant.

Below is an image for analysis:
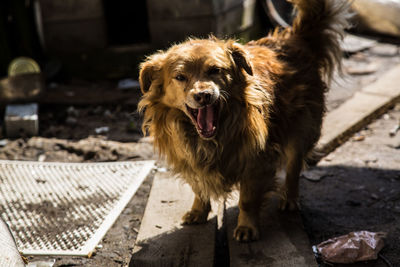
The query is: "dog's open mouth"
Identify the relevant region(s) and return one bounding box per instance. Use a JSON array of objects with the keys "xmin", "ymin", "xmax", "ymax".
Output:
[{"xmin": 186, "ymin": 102, "xmax": 219, "ymax": 139}]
